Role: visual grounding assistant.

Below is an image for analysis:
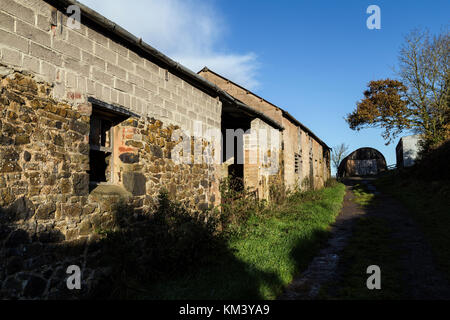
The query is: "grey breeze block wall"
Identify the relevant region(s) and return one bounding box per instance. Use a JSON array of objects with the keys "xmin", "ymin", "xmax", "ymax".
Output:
[{"xmin": 0, "ymin": 0, "xmax": 224, "ymax": 298}]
